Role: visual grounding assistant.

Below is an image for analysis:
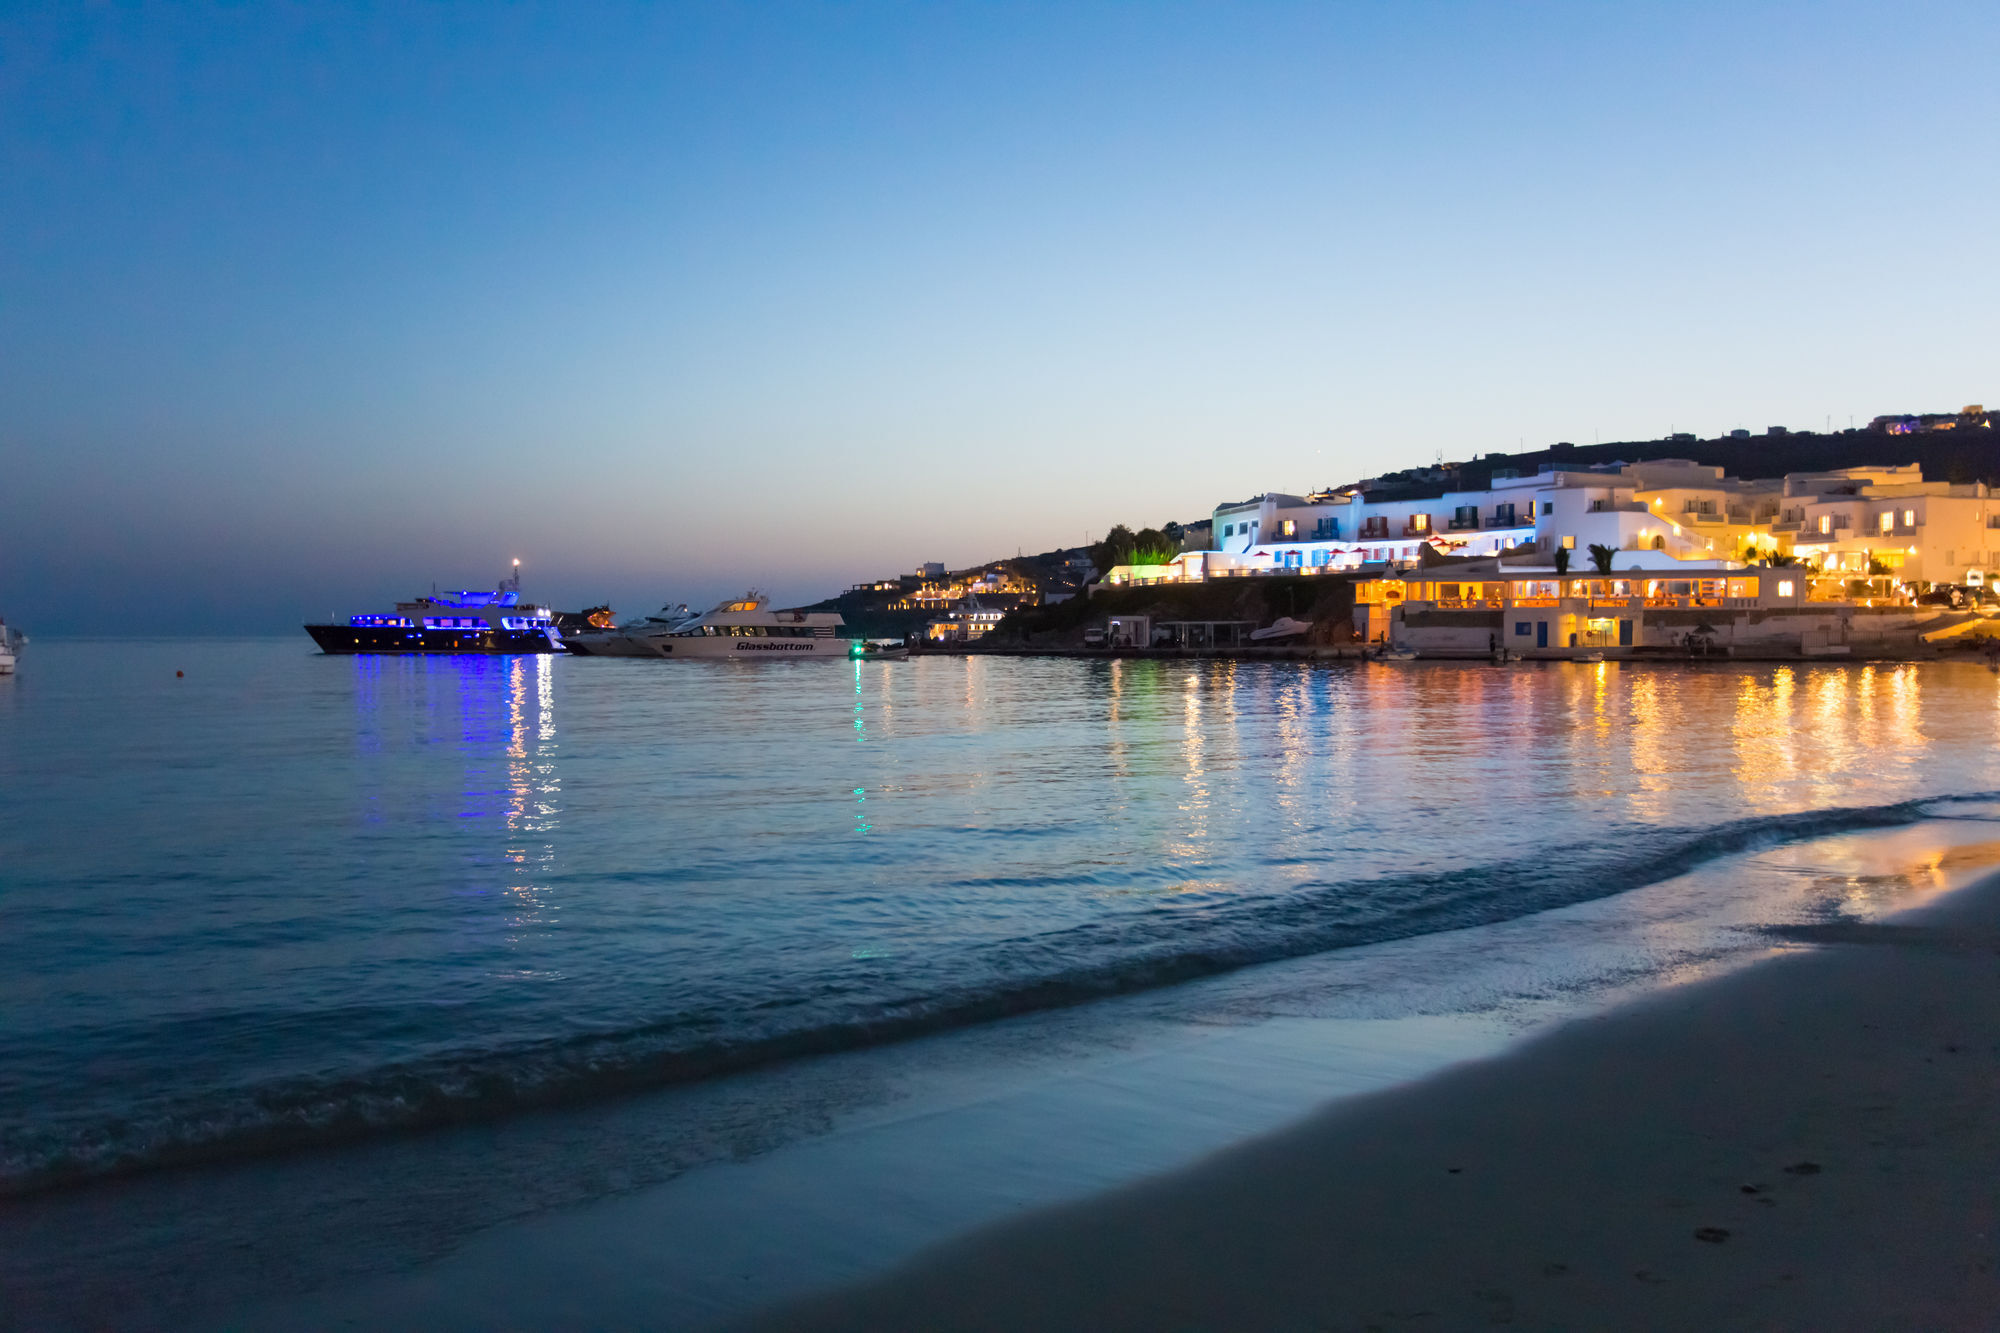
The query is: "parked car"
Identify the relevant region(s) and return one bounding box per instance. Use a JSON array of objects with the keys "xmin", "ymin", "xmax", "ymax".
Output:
[{"xmin": 1082, "ymin": 627, "xmax": 1107, "ymax": 648}]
